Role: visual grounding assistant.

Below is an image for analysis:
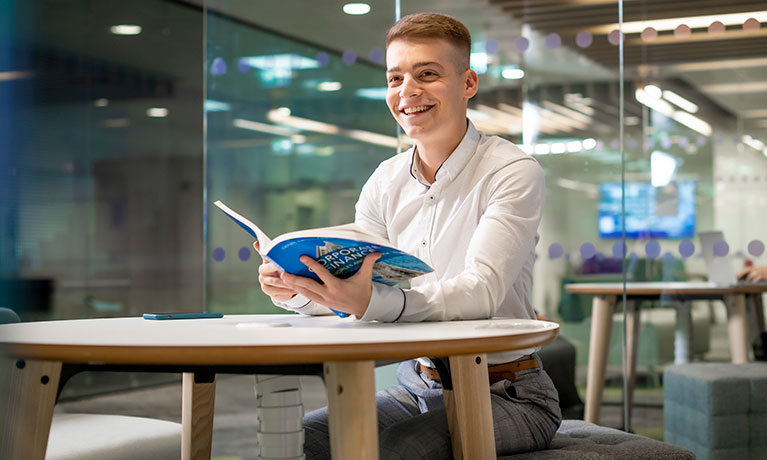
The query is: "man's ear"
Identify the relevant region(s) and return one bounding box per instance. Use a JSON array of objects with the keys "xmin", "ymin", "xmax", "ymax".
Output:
[{"xmin": 464, "ymin": 69, "xmax": 479, "ymax": 99}]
